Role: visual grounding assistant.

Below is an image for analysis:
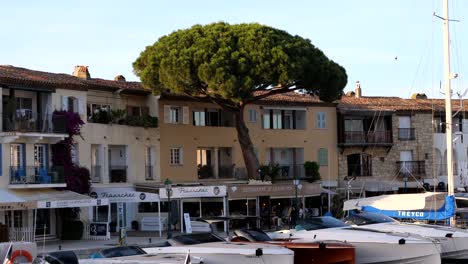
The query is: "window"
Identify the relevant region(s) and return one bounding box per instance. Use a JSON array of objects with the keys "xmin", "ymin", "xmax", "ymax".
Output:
[
  {"xmin": 138, "ymin": 202, "xmax": 163, "ymax": 213},
  {"xmin": 87, "ymin": 103, "xmax": 111, "ymax": 120},
  {"xmin": 272, "ymin": 110, "xmax": 282, "ymax": 129},
  {"xmin": 193, "ymin": 110, "xmax": 206, "ymax": 126},
  {"xmin": 70, "ymin": 144, "xmax": 79, "ymax": 165},
  {"xmin": 170, "ymin": 148, "xmax": 182, "ymax": 165},
  {"xmin": 170, "ymin": 107, "xmax": 181, "ymax": 124},
  {"xmin": 145, "ymin": 147, "xmax": 153, "ymax": 180},
  {"xmin": 262, "ymin": 111, "xmax": 271, "ymax": 129},
  {"xmin": 5, "ymin": 211, "xmax": 23, "ymax": 228},
  {"xmin": 347, "ymin": 153, "xmax": 372, "ymax": 177},
  {"xmin": 318, "ymin": 148, "xmax": 328, "ymax": 166},
  {"xmin": 10, "ymin": 144, "xmax": 24, "ymax": 167},
  {"xmin": 248, "ymin": 109, "xmax": 257, "ymax": 123},
  {"xmin": 317, "ymin": 112, "xmax": 326, "ymax": 129},
  {"xmin": 34, "ymin": 144, "xmax": 48, "ymax": 168}
]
